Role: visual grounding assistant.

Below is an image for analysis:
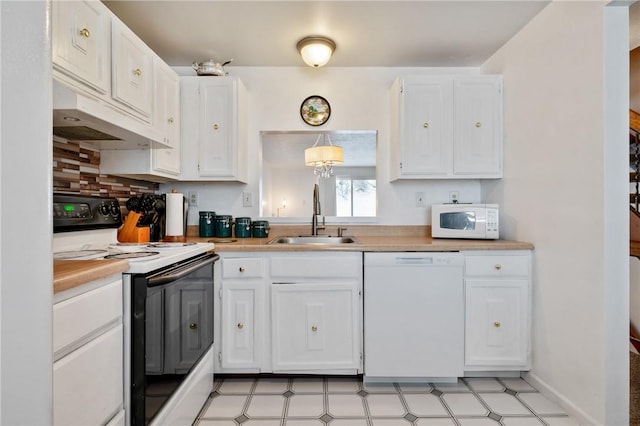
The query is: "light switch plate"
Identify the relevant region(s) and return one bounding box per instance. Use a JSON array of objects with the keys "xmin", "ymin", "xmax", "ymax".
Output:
[{"xmin": 243, "ymin": 192, "xmax": 253, "ymax": 207}]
